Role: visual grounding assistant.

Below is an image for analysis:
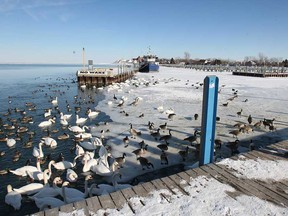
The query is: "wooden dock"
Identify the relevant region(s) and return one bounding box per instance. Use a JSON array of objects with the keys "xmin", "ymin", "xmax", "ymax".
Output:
[{"xmin": 33, "ymin": 140, "xmax": 288, "ymax": 216}]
